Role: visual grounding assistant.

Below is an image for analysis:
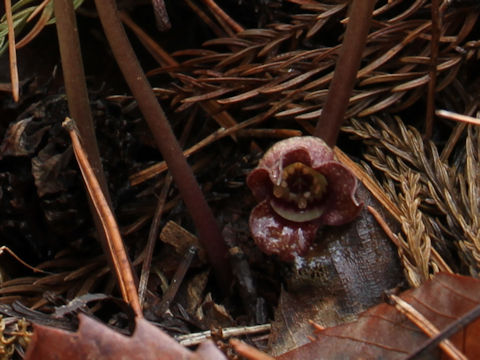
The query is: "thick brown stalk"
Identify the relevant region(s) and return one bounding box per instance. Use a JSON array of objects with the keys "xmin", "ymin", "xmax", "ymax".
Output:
[
  {"xmin": 424, "ymin": 0, "xmax": 440, "ymax": 139},
  {"xmin": 54, "ymin": 0, "xmax": 116, "ymax": 270},
  {"xmin": 53, "ymin": 0, "xmax": 109, "ymax": 197},
  {"xmin": 314, "ymin": 0, "xmax": 376, "ymax": 147},
  {"xmin": 93, "ymin": 0, "xmax": 231, "ymax": 289}
]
